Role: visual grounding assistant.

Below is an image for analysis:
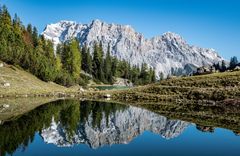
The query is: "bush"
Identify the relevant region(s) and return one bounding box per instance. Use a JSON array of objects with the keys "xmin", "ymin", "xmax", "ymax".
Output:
[
  {"xmin": 211, "ymin": 90, "xmax": 227, "ymax": 101},
  {"xmin": 55, "ymin": 72, "xmax": 75, "ymax": 87},
  {"xmin": 187, "ymin": 90, "xmax": 208, "ymax": 100}
]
